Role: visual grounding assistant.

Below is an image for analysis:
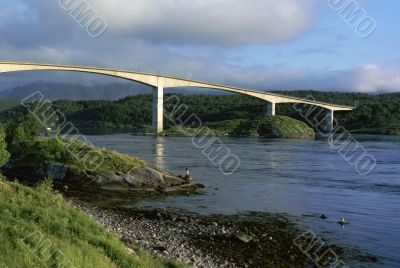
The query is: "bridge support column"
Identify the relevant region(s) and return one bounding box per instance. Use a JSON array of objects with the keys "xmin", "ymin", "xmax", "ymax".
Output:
[
  {"xmin": 152, "ymin": 85, "xmax": 164, "ymax": 134},
  {"xmin": 267, "ymin": 102, "xmax": 276, "ymax": 116},
  {"xmin": 326, "ymin": 109, "xmax": 334, "ymax": 132}
]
